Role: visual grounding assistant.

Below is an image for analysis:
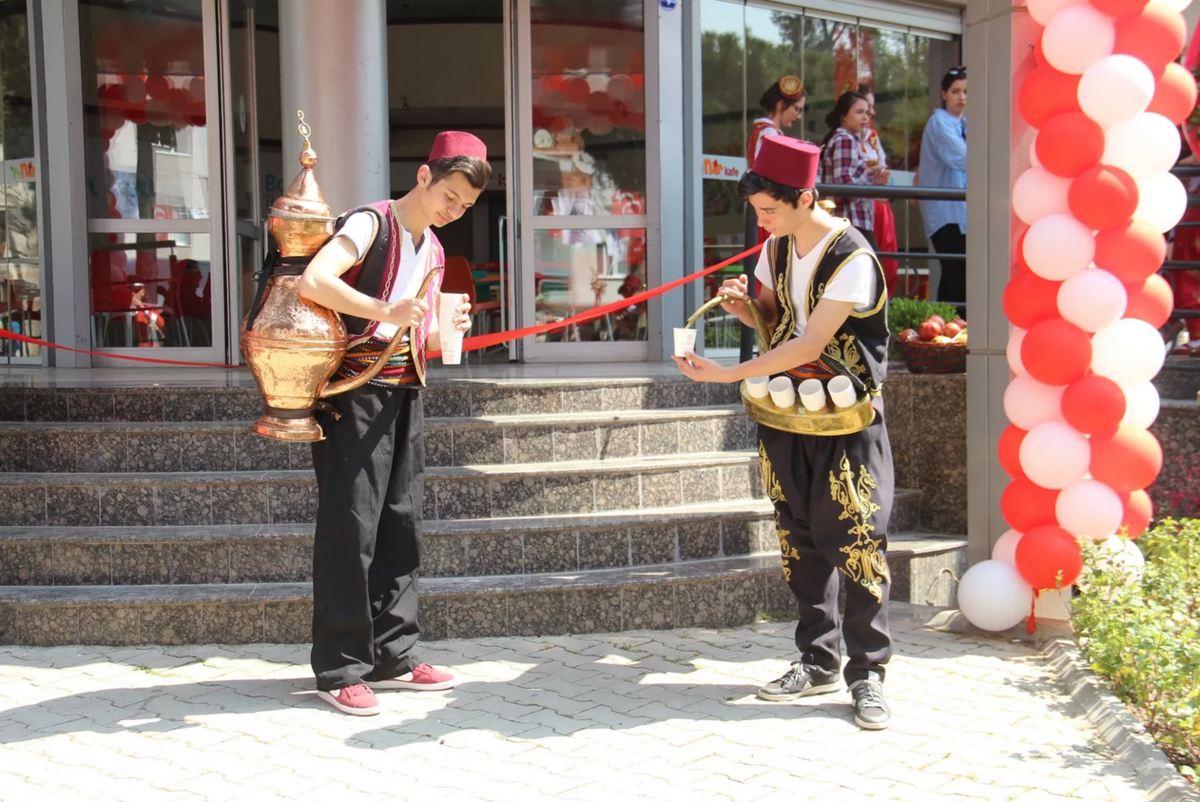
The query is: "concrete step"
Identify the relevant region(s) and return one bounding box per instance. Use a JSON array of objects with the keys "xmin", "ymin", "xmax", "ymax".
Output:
[
  {"xmin": 0, "ymin": 536, "xmax": 967, "ymax": 646},
  {"xmin": 0, "ymin": 407, "xmax": 754, "ymax": 474},
  {"xmin": 1154, "ymin": 357, "xmax": 1200, "ymax": 401},
  {"xmin": 0, "ymin": 451, "xmax": 766, "ymax": 527},
  {"xmin": 0, "ymin": 379, "xmax": 743, "ymax": 424},
  {"xmin": 0, "ymin": 491, "xmax": 925, "ymax": 585}
]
